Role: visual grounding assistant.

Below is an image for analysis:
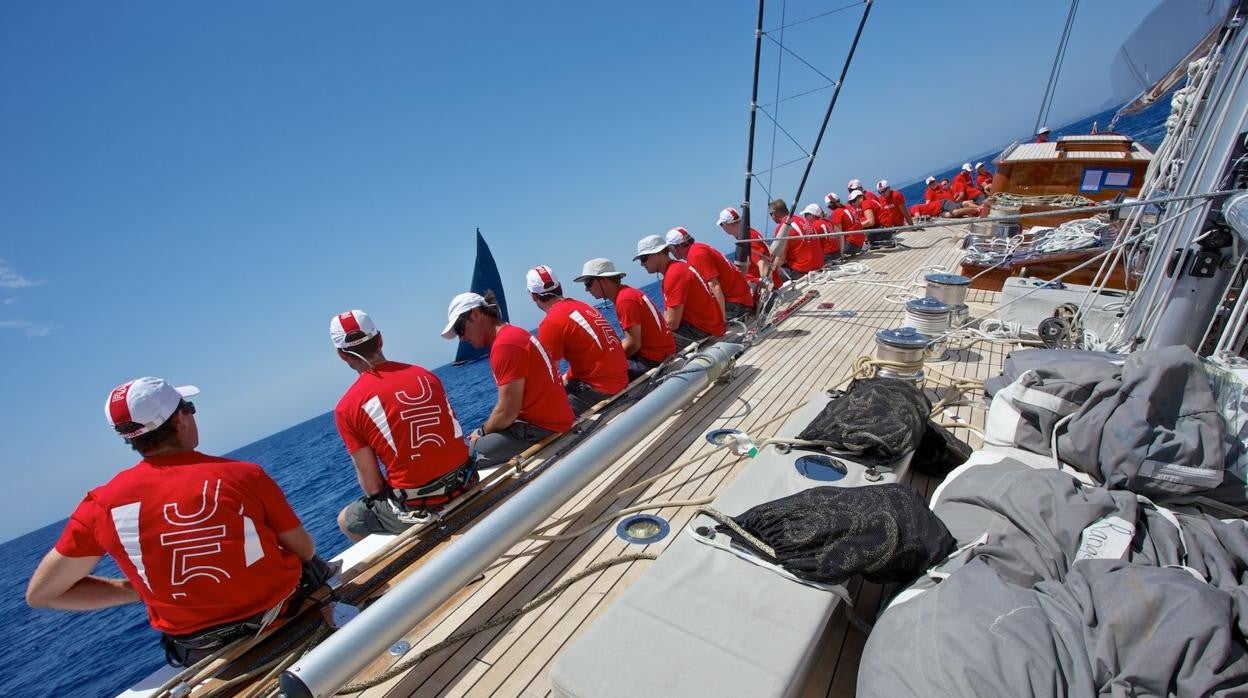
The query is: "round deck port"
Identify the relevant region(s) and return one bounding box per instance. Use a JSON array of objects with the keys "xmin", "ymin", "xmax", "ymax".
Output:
[{"xmin": 615, "ymin": 513, "xmax": 671, "ymax": 545}]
